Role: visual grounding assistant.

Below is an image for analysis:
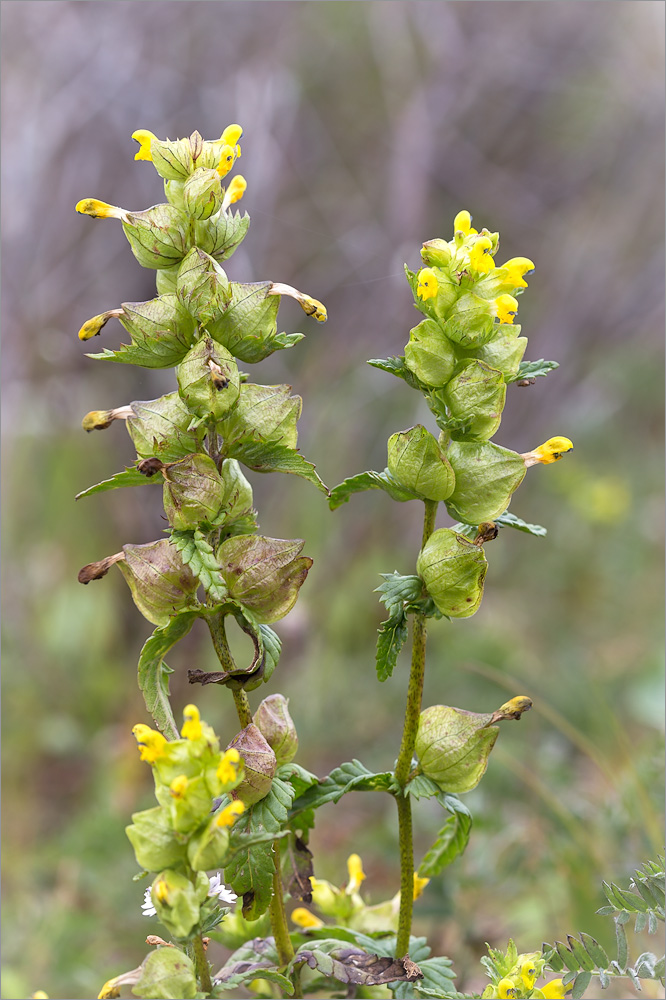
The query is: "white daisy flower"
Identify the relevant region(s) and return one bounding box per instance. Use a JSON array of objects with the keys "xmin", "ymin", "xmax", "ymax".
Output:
[
  {"xmin": 208, "ymin": 872, "xmax": 237, "ymax": 907},
  {"xmin": 141, "ymin": 887, "xmax": 156, "ymax": 917}
]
